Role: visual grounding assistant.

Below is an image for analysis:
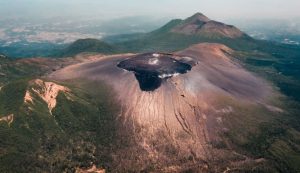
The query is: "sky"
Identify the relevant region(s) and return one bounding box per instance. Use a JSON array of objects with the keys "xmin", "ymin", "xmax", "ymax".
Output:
[{"xmin": 0, "ymin": 0, "xmax": 299, "ymax": 21}]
